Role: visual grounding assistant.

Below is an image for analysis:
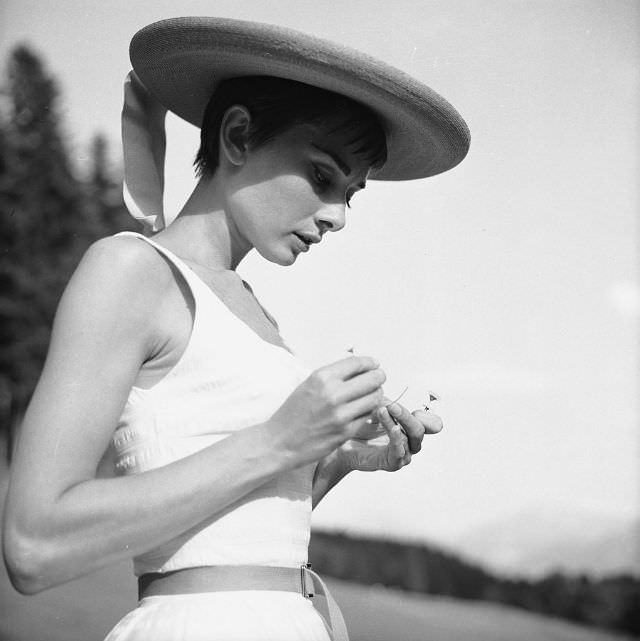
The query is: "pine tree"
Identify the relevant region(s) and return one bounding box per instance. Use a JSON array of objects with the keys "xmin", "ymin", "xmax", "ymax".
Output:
[
  {"xmin": 86, "ymin": 133, "xmax": 136, "ymax": 236},
  {"xmin": 0, "ymin": 45, "xmax": 134, "ymax": 454},
  {"xmin": 3, "ymin": 46, "xmax": 87, "ymax": 255}
]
